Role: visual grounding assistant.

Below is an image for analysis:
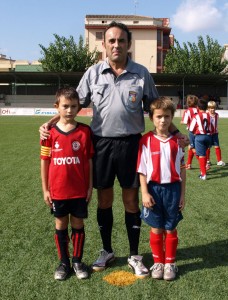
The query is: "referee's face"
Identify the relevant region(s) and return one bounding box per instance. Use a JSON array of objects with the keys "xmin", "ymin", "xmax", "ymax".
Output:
[{"xmin": 103, "ymin": 27, "xmax": 131, "ymax": 65}]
